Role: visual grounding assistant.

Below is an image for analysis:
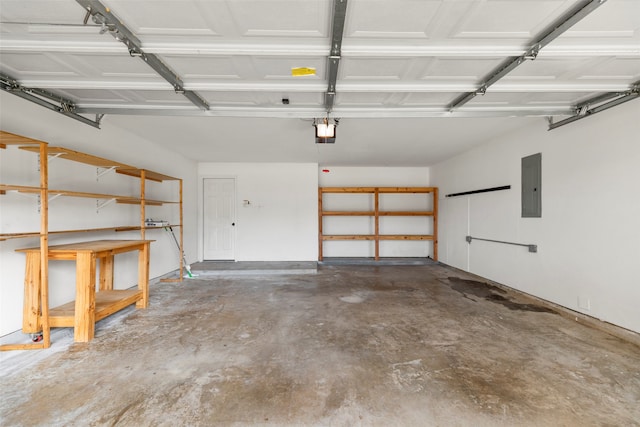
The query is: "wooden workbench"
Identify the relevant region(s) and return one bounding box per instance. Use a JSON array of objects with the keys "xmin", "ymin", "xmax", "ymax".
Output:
[{"xmin": 17, "ymin": 240, "xmax": 153, "ymax": 343}]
